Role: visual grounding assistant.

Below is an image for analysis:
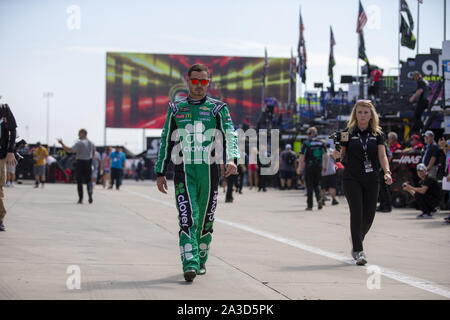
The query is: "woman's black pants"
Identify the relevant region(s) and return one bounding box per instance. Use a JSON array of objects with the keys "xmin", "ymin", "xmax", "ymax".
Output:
[{"xmin": 344, "ymin": 179, "xmax": 379, "ymax": 252}]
